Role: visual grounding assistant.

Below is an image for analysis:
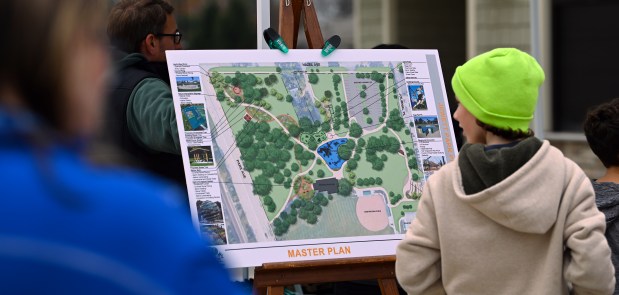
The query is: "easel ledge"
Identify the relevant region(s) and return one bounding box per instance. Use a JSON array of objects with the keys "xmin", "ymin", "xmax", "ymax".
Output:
[{"xmin": 253, "ymin": 255, "xmax": 399, "ymax": 295}]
